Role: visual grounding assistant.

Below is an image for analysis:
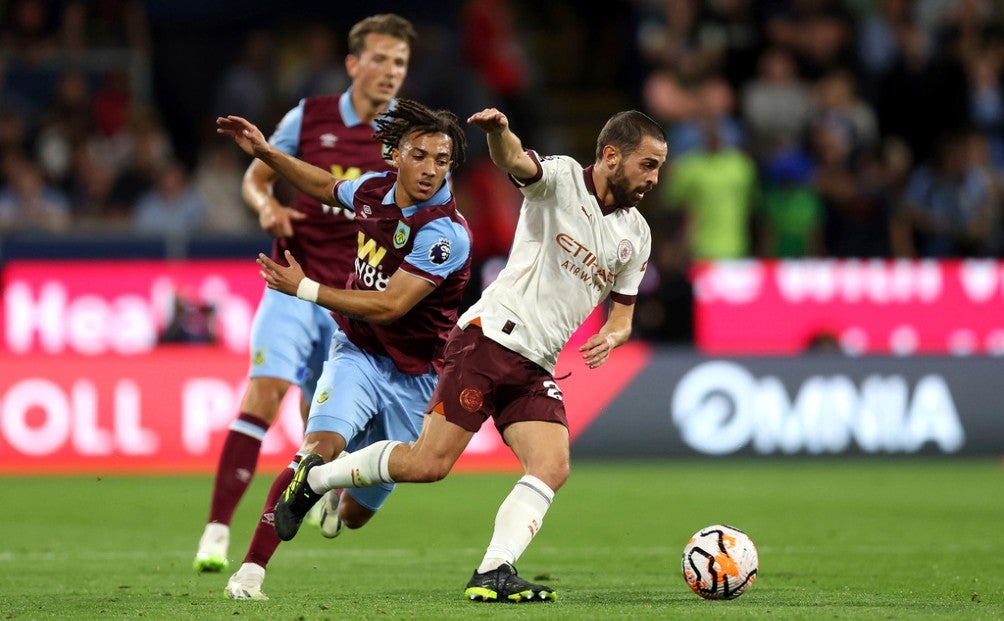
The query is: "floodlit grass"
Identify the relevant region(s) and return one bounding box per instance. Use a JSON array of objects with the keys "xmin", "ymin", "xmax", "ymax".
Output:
[{"xmin": 1, "ymin": 458, "xmax": 1002, "ymax": 620}]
